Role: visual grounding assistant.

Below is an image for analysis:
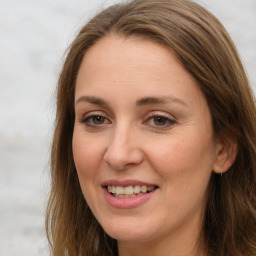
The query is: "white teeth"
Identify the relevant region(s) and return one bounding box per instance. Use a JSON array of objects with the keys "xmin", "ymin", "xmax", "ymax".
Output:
[
  {"xmin": 134, "ymin": 185, "xmax": 140, "ymax": 193},
  {"xmin": 141, "ymin": 185, "xmax": 147, "ymax": 193},
  {"xmin": 107, "ymin": 185, "xmax": 156, "ymax": 195},
  {"xmin": 116, "ymin": 186, "xmax": 125, "ymax": 195},
  {"xmin": 124, "ymin": 186, "xmax": 133, "ymax": 195}
]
